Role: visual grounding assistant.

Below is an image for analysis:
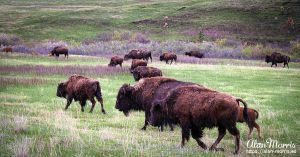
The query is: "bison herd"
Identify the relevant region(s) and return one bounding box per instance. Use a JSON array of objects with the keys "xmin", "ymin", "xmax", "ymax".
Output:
[{"xmin": 47, "ymin": 47, "xmax": 295, "ymax": 154}]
